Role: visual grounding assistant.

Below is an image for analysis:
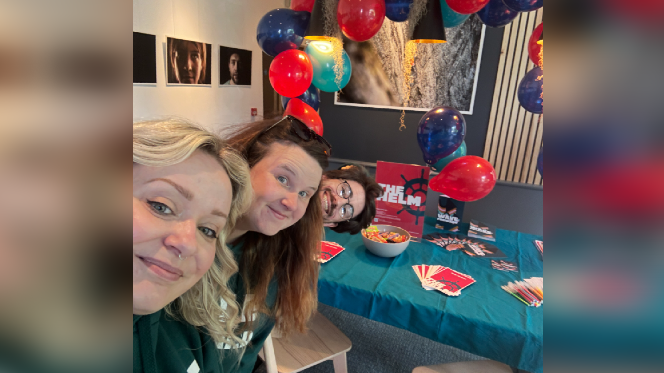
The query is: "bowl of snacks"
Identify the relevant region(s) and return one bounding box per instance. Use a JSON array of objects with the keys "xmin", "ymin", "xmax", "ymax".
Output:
[{"xmin": 361, "ymin": 225, "xmax": 411, "ymax": 258}]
